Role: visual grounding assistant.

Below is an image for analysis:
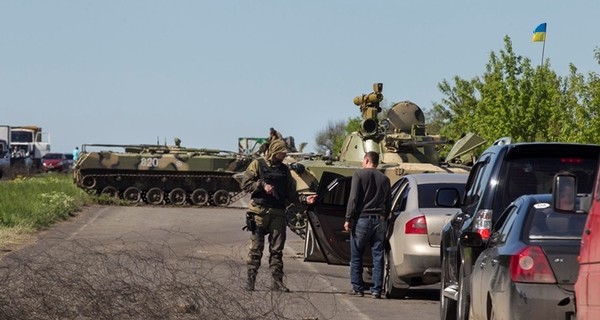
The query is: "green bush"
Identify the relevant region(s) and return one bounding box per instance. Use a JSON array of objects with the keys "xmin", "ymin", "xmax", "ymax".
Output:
[{"xmin": 0, "ymin": 174, "xmax": 95, "ymax": 230}]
